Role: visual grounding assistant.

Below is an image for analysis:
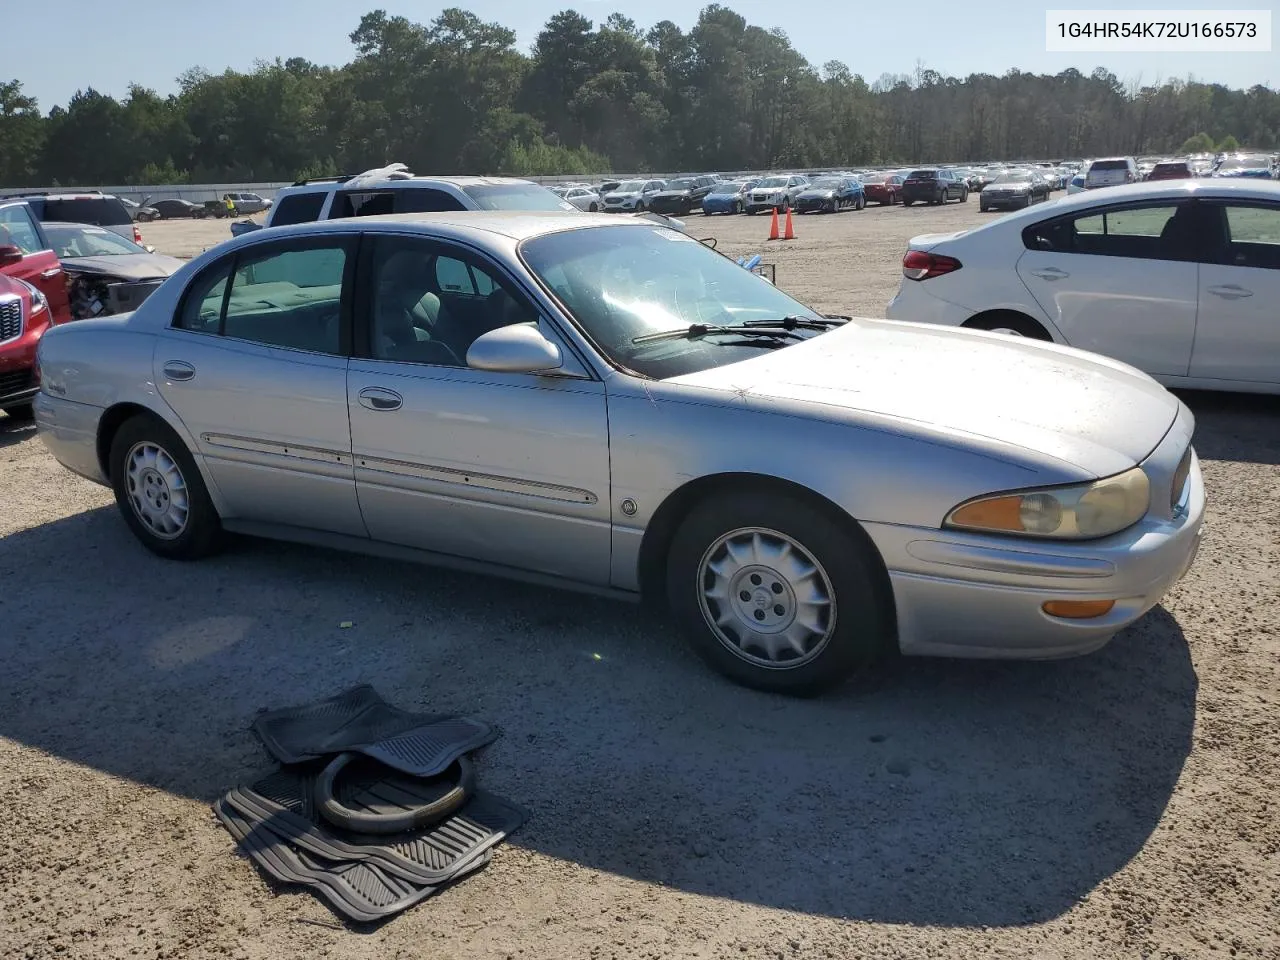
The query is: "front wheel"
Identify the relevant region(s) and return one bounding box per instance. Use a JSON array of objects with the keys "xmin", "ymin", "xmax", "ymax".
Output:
[
  {"xmin": 635, "ymin": 201, "xmax": 646, "ymax": 212},
  {"xmin": 960, "ymin": 188, "xmax": 969, "ymax": 202},
  {"xmin": 109, "ymin": 414, "xmax": 222, "ymax": 560},
  {"xmin": 902, "ymin": 198, "xmax": 914, "ymax": 207},
  {"xmin": 666, "ymin": 490, "xmax": 893, "ymax": 695},
  {"xmin": 2, "ymin": 403, "xmax": 34, "ymax": 421},
  {"xmin": 735, "ymin": 200, "xmax": 744, "ymax": 214},
  {"xmin": 589, "ymin": 202, "xmax": 598, "ymax": 212}
]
